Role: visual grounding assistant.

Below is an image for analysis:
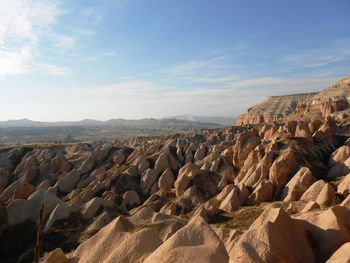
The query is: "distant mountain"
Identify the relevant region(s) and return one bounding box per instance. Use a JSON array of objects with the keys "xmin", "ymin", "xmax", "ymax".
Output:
[
  {"xmin": 0, "ymin": 117, "xmax": 223, "ymax": 129},
  {"xmin": 169, "ymin": 114, "xmax": 235, "ymax": 126}
]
